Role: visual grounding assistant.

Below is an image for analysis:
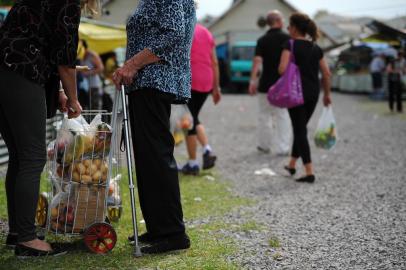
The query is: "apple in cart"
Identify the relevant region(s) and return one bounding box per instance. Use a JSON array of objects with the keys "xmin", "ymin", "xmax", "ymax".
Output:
[{"xmin": 66, "ymin": 212, "xmax": 75, "ymax": 224}]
